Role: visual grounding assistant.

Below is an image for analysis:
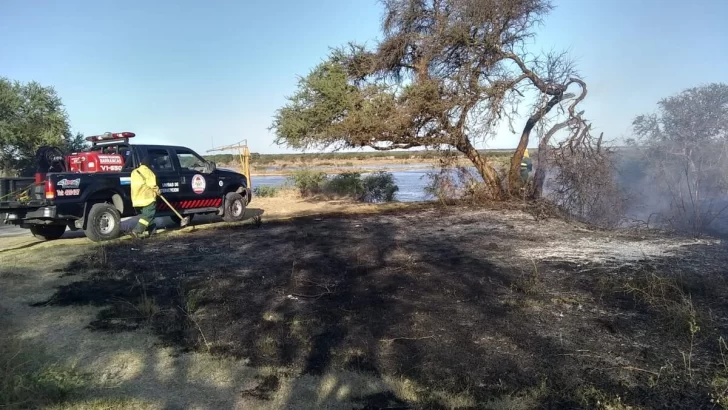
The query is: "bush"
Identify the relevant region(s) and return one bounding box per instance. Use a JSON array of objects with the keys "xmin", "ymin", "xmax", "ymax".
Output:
[
  {"xmin": 325, "ymin": 172, "xmax": 398, "ymax": 202},
  {"xmin": 424, "ymin": 171, "xmax": 458, "ymax": 205},
  {"xmin": 287, "ymin": 170, "xmax": 398, "ymax": 202},
  {"xmin": 253, "ymin": 185, "xmax": 279, "ymax": 198},
  {"xmin": 288, "ymin": 170, "xmax": 327, "ymax": 196},
  {"xmin": 361, "ymin": 171, "xmax": 399, "ymax": 202},
  {"xmin": 424, "ymin": 167, "xmax": 488, "ymax": 205},
  {"xmin": 326, "ymin": 172, "xmax": 364, "ymax": 198},
  {"xmin": 548, "ymin": 142, "xmax": 625, "ymax": 228}
]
